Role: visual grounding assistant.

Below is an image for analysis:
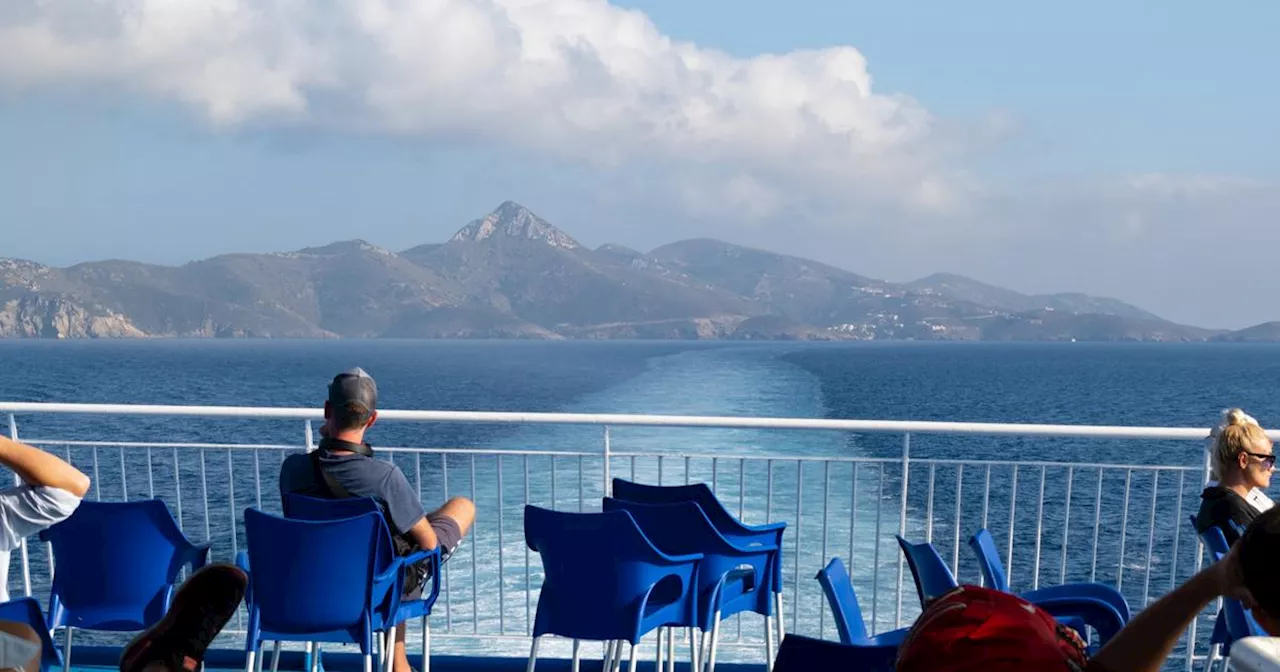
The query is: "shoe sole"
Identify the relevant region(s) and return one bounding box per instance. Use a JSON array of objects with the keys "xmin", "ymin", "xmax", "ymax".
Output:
[{"xmin": 120, "ymin": 564, "xmax": 248, "ymax": 672}]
